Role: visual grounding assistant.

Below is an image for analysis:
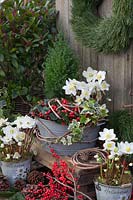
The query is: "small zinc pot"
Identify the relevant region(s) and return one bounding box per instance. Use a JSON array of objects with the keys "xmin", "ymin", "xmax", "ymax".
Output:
[
  {"xmin": 94, "ymin": 181, "xmax": 132, "ymax": 200},
  {"xmin": 0, "ymin": 158, "xmax": 31, "ymax": 185}
]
